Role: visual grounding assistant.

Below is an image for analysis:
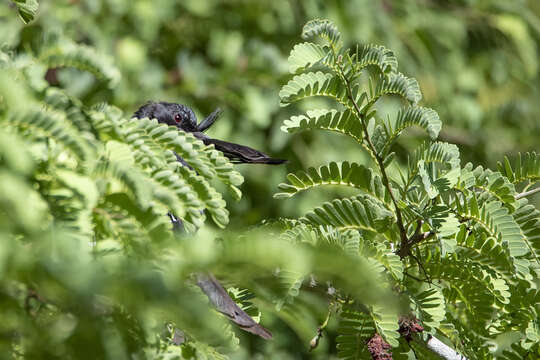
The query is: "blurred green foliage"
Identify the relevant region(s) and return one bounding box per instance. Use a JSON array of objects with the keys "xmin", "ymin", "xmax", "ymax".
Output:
[{"xmin": 1, "ymin": 0, "xmax": 539, "ymax": 359}]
